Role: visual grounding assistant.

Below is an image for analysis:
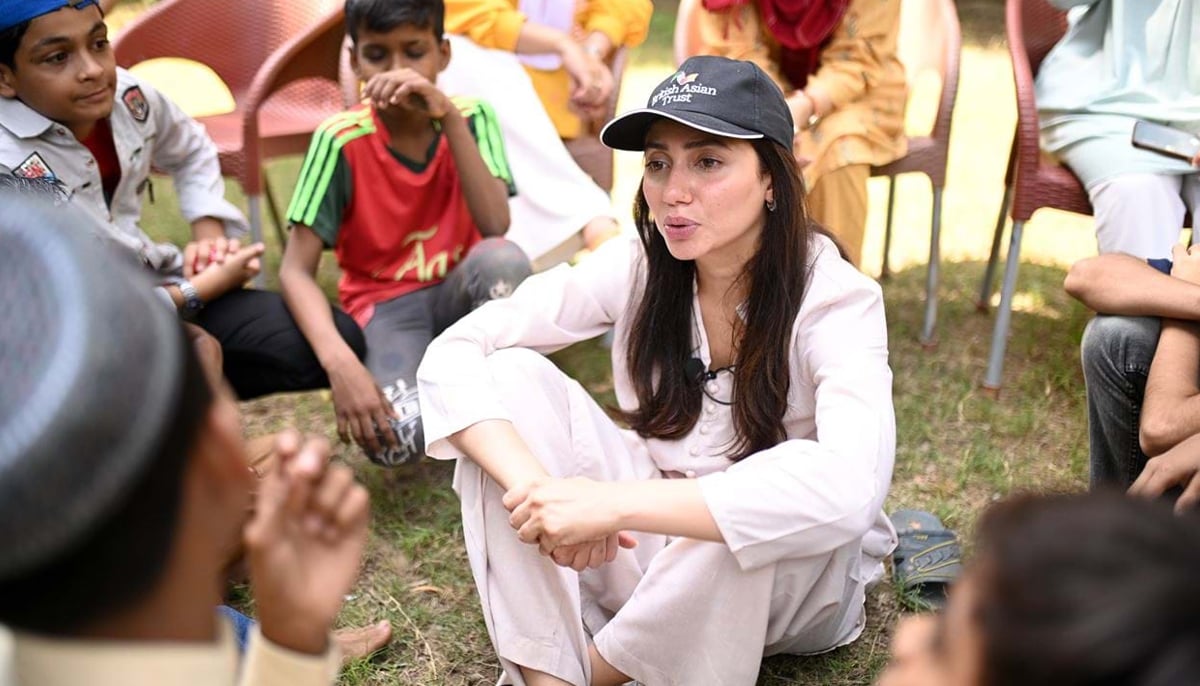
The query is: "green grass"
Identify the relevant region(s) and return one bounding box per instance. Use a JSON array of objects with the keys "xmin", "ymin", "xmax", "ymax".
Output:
[{"xmin": 121, "ymin": 5, "xmax": 1098, "ymax": 684}]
